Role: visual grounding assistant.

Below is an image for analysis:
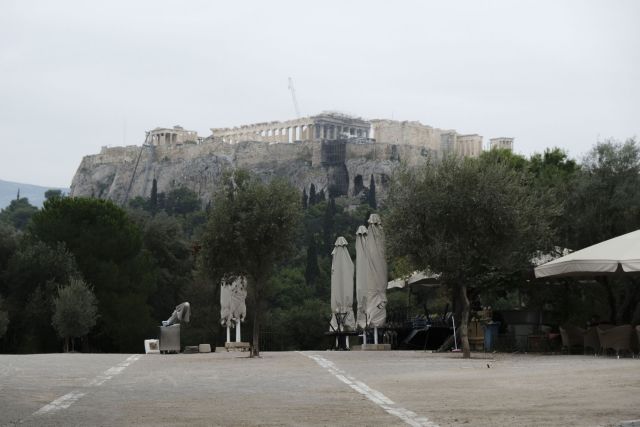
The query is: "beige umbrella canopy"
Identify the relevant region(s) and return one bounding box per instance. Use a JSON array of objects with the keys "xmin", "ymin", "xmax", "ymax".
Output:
[
  {"xmin": 534, "ymin": 229, "xmax": 640, "ymax": 278},
  {"xmin": 230, "ymin": 276, "xmax": 247, "ymax": 323},
  {"xmin": 330, "ymin": 236, "xmax": 355, "ymax": 331},
  {"xmin": 220, "ymin": 276, "xmax": 247, "ymax": 327},
  {"xmin": 220, "ymin": 279, "xmax": 233, "ymax": 327},
  {"xmin": 355, "ymin": 225, "xmax": 368, "ymax": 329},
  {"xmin": 387, "ymin": 270, "xmax": 442, "ymax": 289},
  {"xmin": 365, "ymin": 214, "xmax": 387, "ymax": 327}
]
